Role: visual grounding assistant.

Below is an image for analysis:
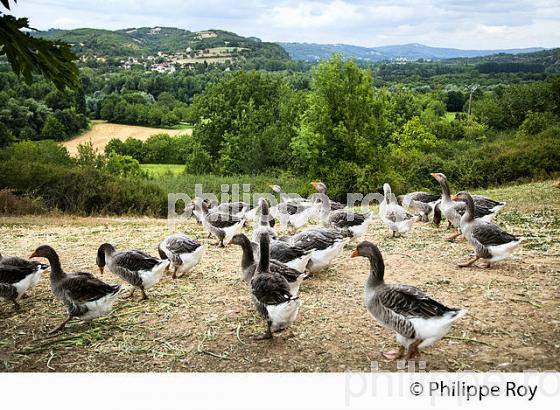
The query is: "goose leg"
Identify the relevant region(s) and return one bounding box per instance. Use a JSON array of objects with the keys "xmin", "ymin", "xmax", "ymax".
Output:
[
  {"xmin": 446, "ymin": 221, "xmax": 452, "ymax": 230},
  {"xmin": 405, "ymin": 339, "xmax": 422, "ymax": 360},
  {"xmin": 458, "ymin": 256, "xmax": 479, "ymax": 268},
  {"xmin": 49, "ymin": 315, "xmax": 73, "ymax": 334},
  {"xmin": 12, "ymin": 299, "xmax": 21, "ymax": 312},
  {"xmin": 446, "ymin": 231, "xmax": 462, "ymax": 242},
  {"xmin": 392, "ymin": 231, "xmax": 396, "ymax": 238},
  {"xmin": 172, "ymin": 265, "xmax": 178, "ymax": 279},
  {"xmin": 254, "ymin": 320, "xmax": 273, "ymax": 340},
  {"xmin": 382, "ymin": 345, "xmax": 405, "ymax": 360},
  {"xmin": 139, "ymin": 286, "xmax": 148, "ymax": 301},
  {"xmin": 207, "ymin": 232, "xmax": 212, "ymax": 239},
  {"xmin": 124, "ymin": 288, "xmax": 136, "ymax": 299}
]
